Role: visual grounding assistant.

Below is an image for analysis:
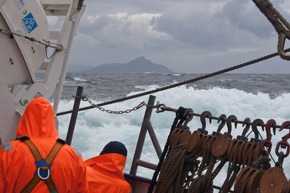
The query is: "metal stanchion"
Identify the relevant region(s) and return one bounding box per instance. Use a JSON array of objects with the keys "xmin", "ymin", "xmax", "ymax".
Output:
[{"xmin": 66, "ymin": 86, "xmax": 84, "ymax": 145}]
